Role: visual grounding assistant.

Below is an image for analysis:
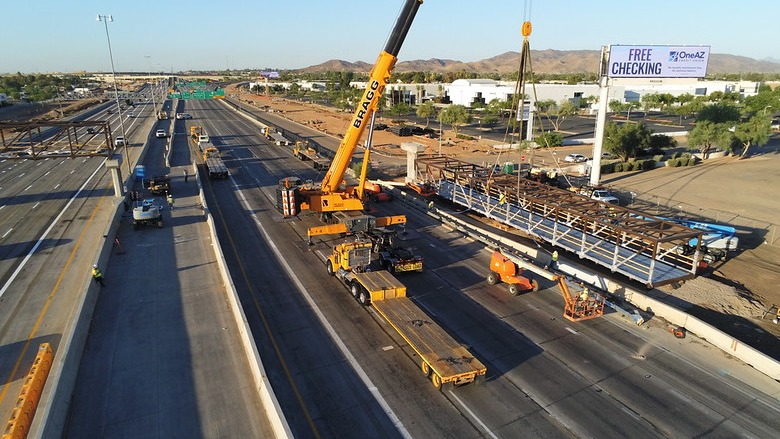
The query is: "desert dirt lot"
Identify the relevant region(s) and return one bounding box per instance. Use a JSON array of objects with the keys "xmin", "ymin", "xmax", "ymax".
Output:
[{"xmin": 228, "ymin": 87, "xmax": 780, "ymax": 359}]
